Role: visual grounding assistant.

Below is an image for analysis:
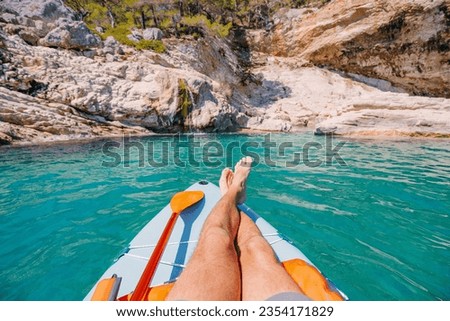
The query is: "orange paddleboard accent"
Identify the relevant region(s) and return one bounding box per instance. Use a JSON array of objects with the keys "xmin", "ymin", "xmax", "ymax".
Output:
[
  {"xmin": 118, "ymin": 283, "xmax": 175, "ymax": 301},
  {"xmin": 283, "ymin": 259, "xmax": 344, "ymax": 301},
  {"xmin": 146, "ymin": 283, "xmax": 175, "ymax": 301},
  {"xmin": 91, "ymin": 276, "xmax": 121, "ymax": 301}
]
